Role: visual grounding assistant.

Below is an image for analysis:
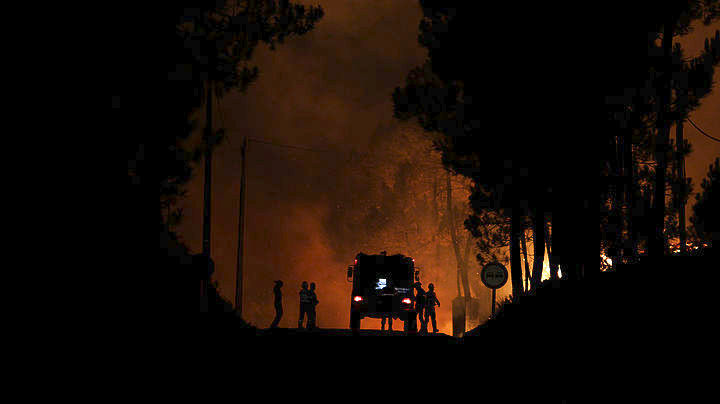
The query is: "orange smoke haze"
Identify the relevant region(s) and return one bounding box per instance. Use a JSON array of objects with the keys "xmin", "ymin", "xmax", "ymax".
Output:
[{"xmin": 180, "ymin": 1, "xmax": 719, "ymax": 331}]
